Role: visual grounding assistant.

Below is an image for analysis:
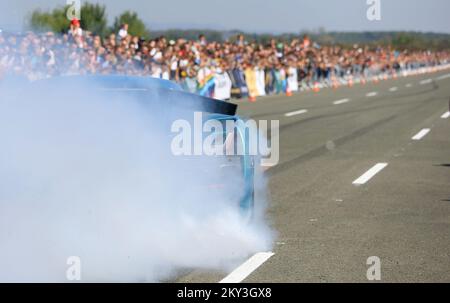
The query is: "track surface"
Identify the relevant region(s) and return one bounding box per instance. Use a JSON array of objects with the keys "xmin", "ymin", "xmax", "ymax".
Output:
[{"xmin": 177, "ymin": 70, "xmax": 450, "ymax": 283}]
